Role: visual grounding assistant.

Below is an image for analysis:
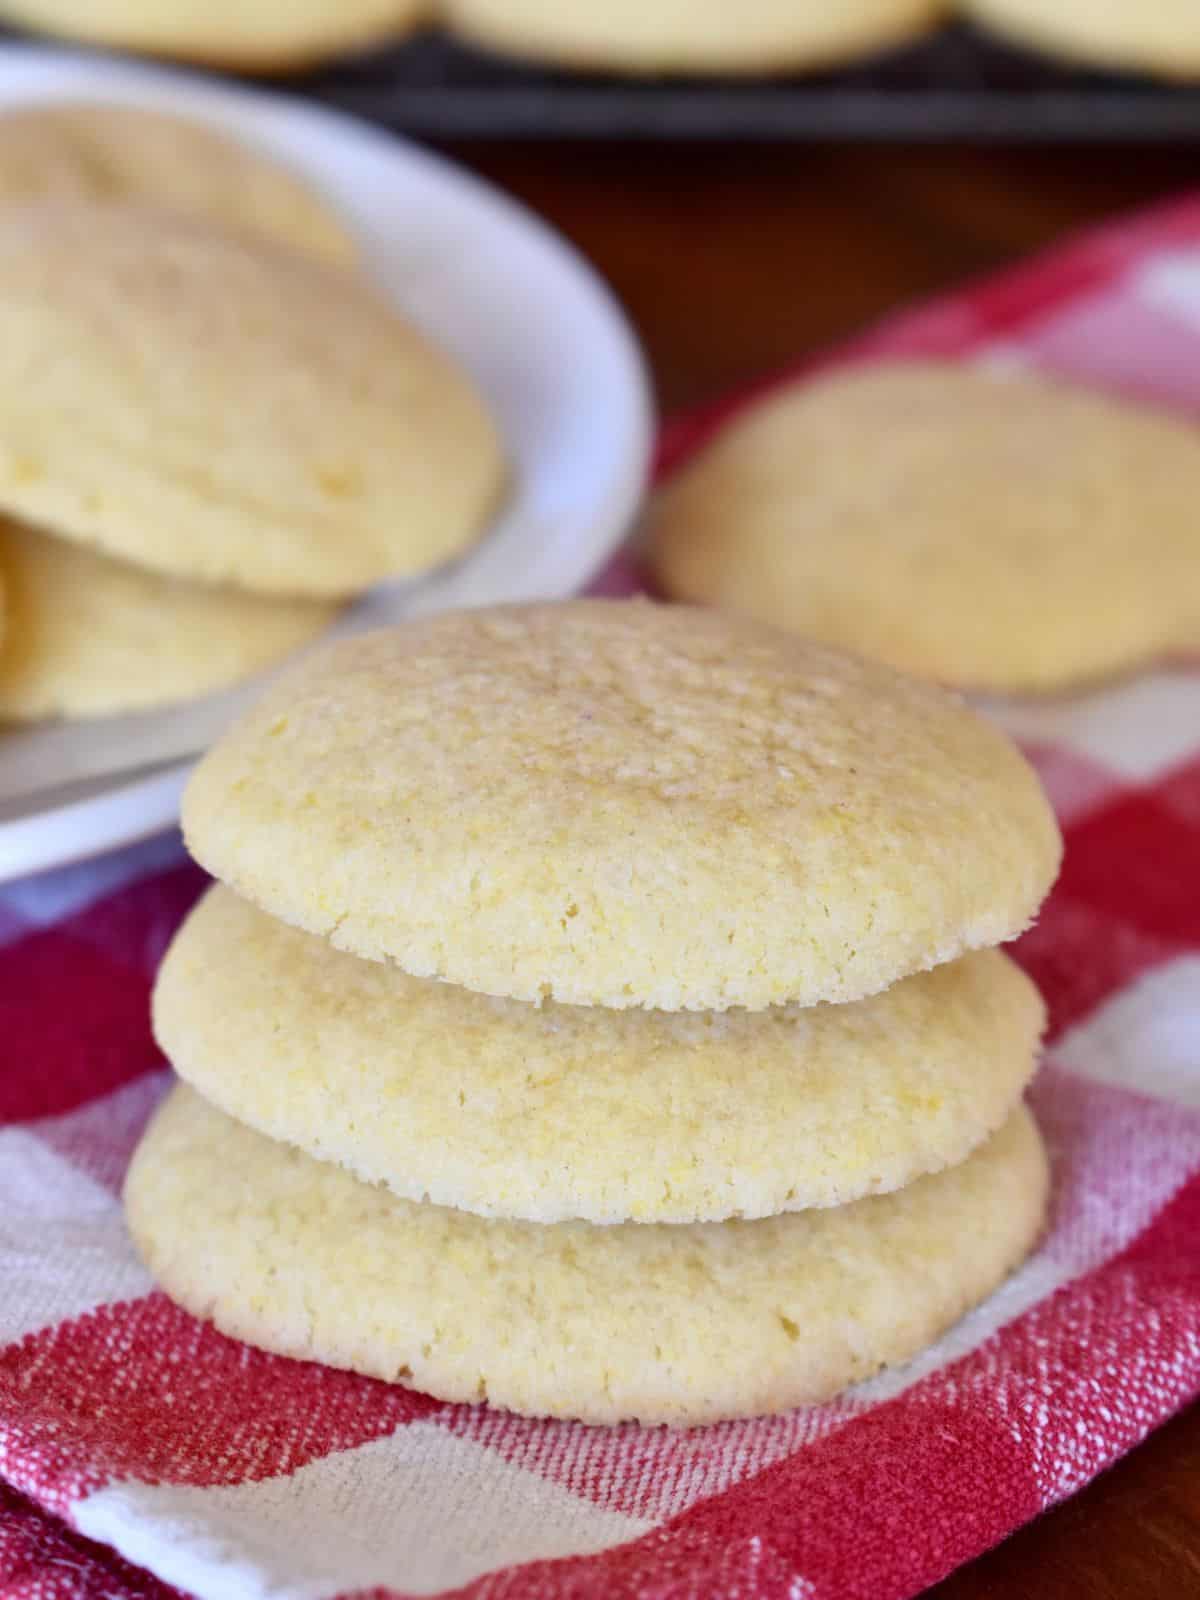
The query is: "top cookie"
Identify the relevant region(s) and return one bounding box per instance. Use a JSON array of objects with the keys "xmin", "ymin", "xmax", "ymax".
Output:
[
  {"xmin": 443, "ymin": 0, "xmax": 946, "ymax": 75},
  {"xmin": 0, "ymin": 0, "xmax": 427, "ymax": 71},
  {"xmin": 649, "ymin": 362, "xmax": 1200, "ymax": 693},
  {"xmin": 183, "ymin": 601, "xmax": 1061, "ymax": 1011},
  {"xmin": 964, "ymin": 0, "xmax": 1200, "ymax": 80},
  {"xmin": 0, "ymin": 103, "xmax": 355, "ymax": 265},
  {"xmin": 0, "ymin": 204, "xmax": 505, "ymax": 598}
]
